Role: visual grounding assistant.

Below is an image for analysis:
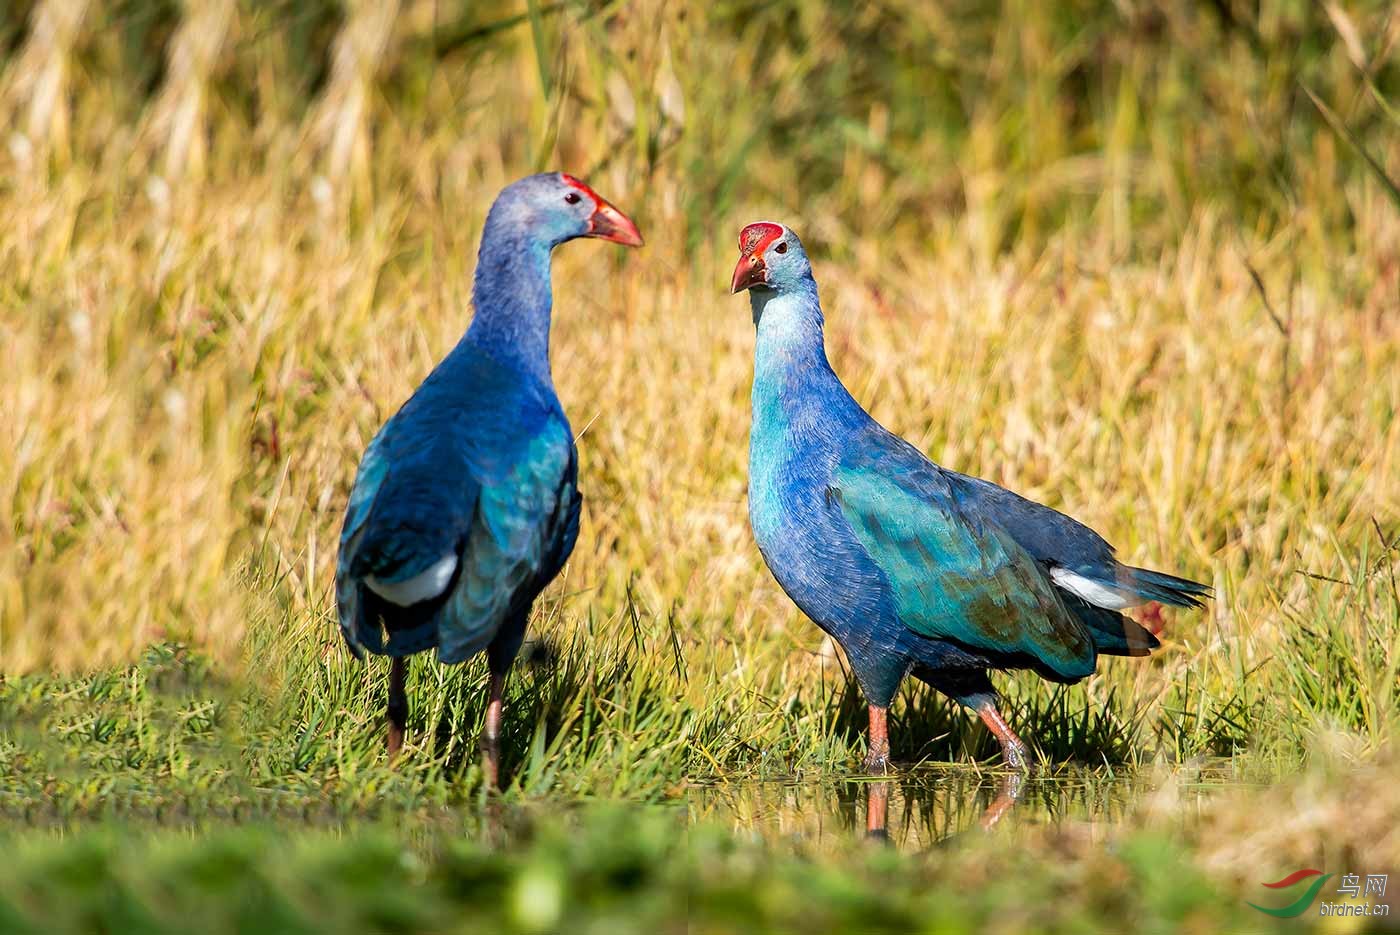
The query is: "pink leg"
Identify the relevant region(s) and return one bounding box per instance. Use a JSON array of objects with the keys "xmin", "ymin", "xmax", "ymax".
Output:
[
  {"xmin": 966, "ymin": 694, "xmax": 1029, "ymax": 829},
  {"xmin": 863, "ymin": 704, "xmax": 892, "ymax": 774},
  {"xmin": 481, "ymin": 672, "xmax": 506, "ymax": 788},
  {"xmin": 973, "ymin": 696, "xmax": 1031, "ymax": 771}
]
